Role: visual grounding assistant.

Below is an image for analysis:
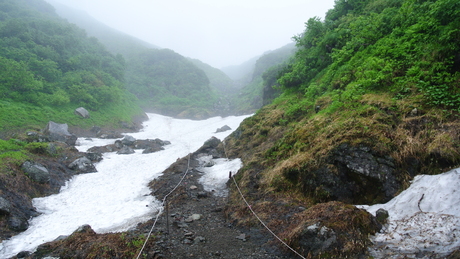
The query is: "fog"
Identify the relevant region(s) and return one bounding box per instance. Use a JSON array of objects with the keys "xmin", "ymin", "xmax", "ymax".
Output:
[{"xmin": 45, "ymin": 0, "xmax": 335, "ymax": 68}]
